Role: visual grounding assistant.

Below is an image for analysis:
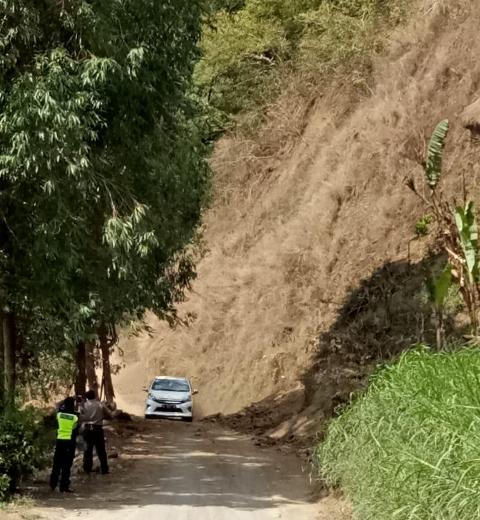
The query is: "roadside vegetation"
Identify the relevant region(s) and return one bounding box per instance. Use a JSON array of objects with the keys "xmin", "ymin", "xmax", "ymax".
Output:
[
  {"xmin": 0, "ymin": 0, "xmax": 209, "ymax": 498},
  {"xmin": 198, "ymin": 0, "xmax": 409, "ymax": 130},
  {"xmin": 318, "ymin": 347, "xmax": 480, "ymax": 520},
  {"xmin": 0, "ymin": 408, "xmax": 50, "ymax": 500},
  {"xmin": 318, "ymin": 115, "xmax": 480, "ymax": 519}
]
